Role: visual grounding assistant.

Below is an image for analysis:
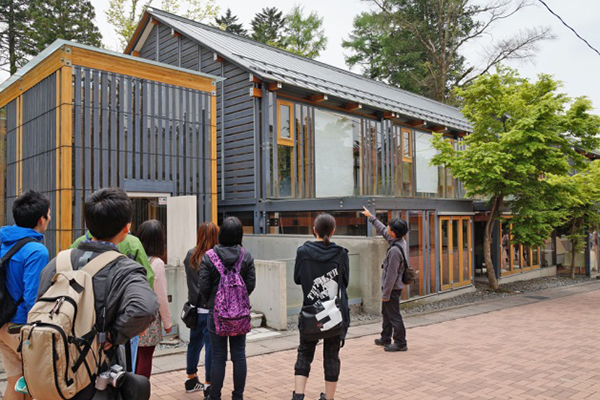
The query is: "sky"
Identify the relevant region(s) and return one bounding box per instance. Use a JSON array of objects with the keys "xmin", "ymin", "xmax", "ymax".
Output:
[{"xmin": 5, "ymin": 0, "xmax": 600, "ymax": 111}]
